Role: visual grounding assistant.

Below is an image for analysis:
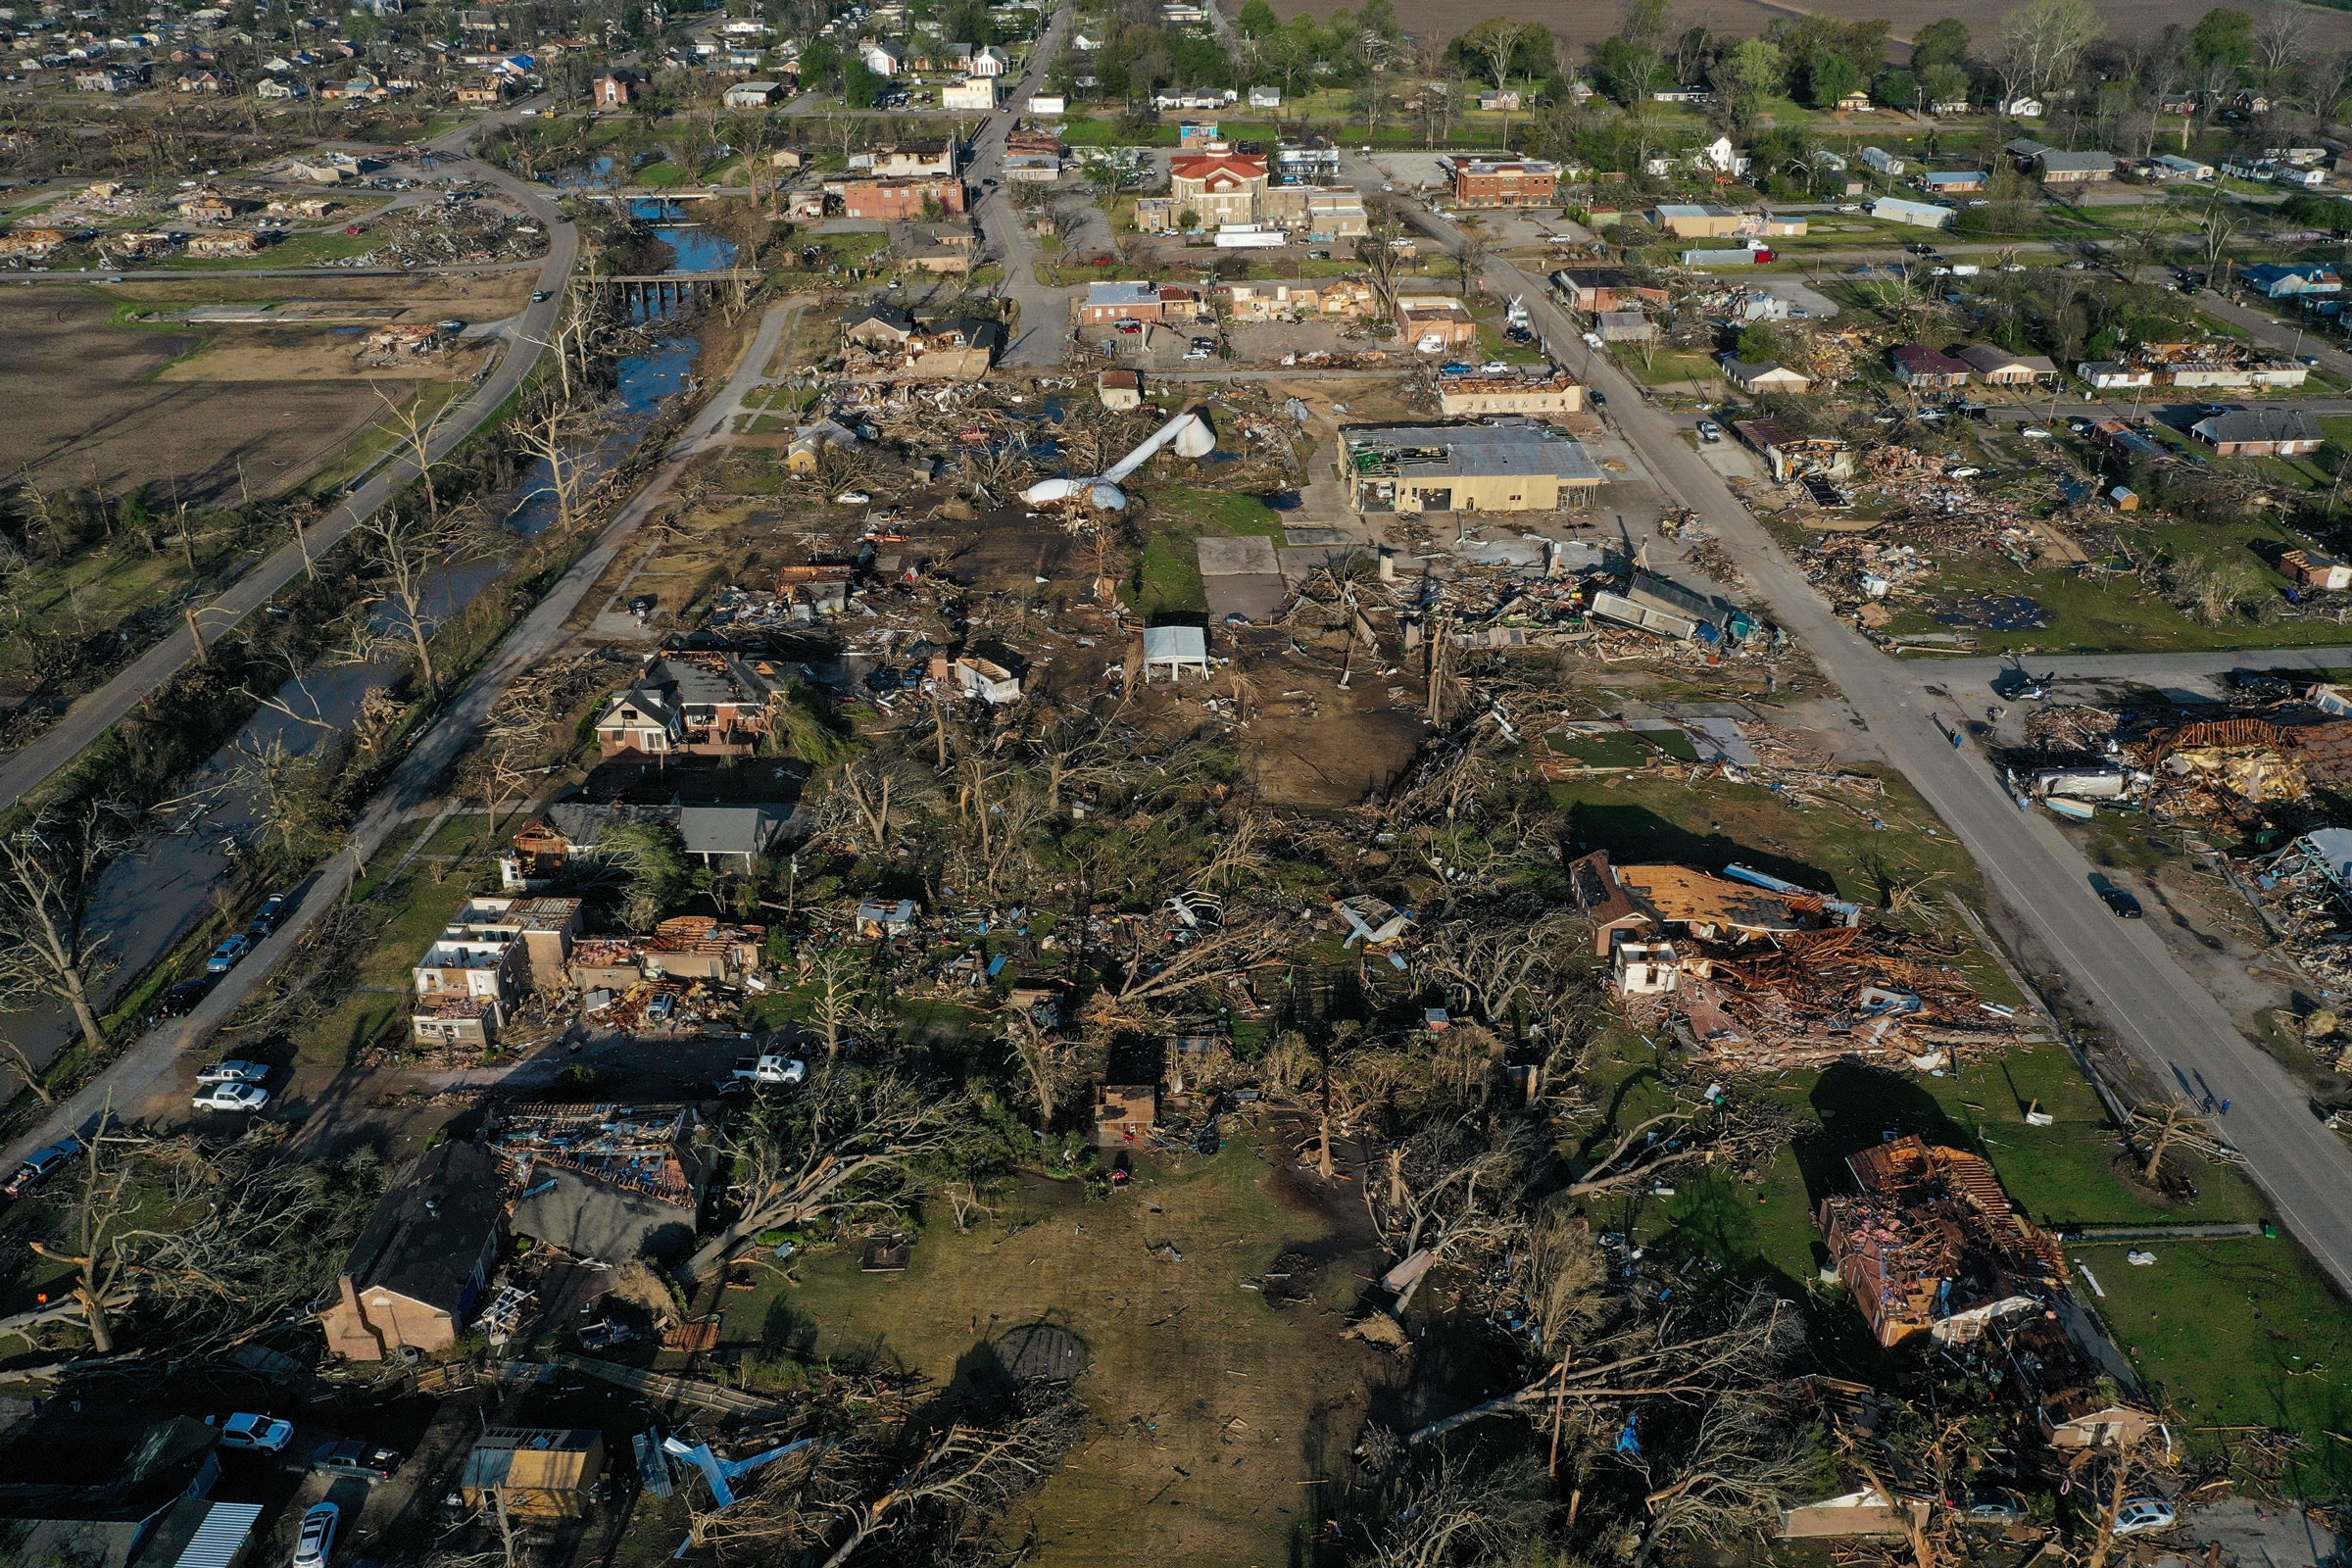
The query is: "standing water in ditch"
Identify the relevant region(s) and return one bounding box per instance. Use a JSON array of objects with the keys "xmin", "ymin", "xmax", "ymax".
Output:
[{"xmin": 1, "ymin": 217, "xmax": 738, "ymax": 1084}]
